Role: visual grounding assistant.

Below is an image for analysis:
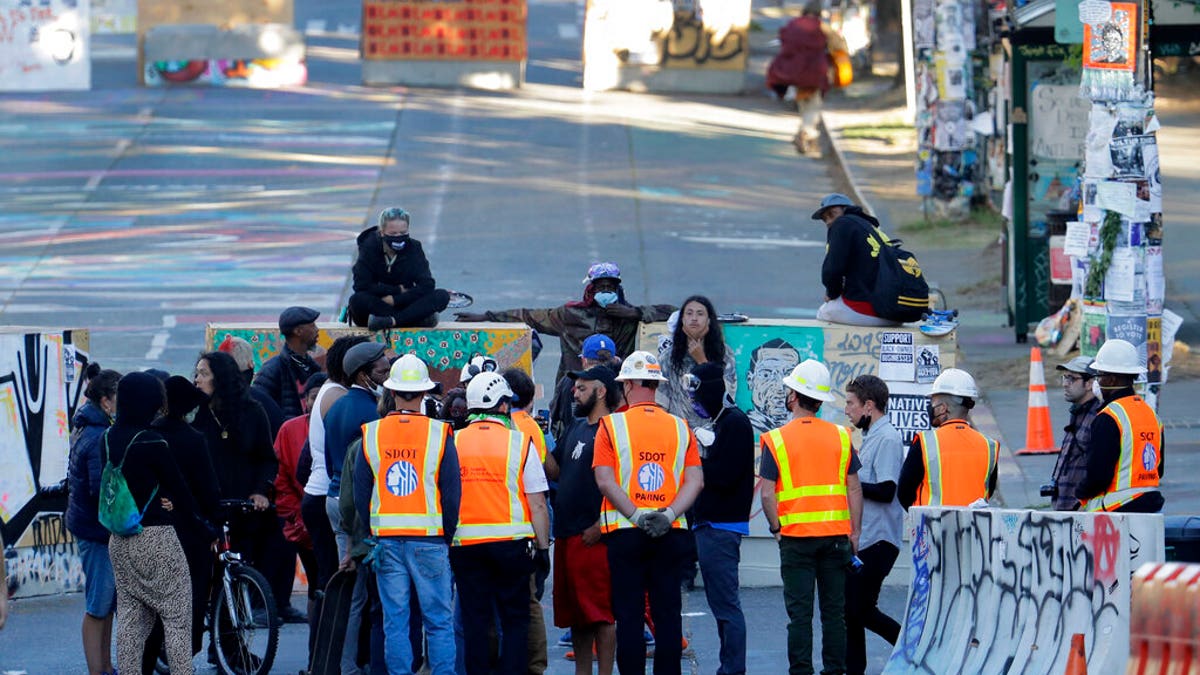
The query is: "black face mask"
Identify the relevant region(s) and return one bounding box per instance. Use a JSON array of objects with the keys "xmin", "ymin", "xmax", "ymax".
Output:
[
  {"xmin": 853, "ymin": 414, "xmax": 872, "ymax": 431},
  {"xmin": 383, "ymin": 234, "xmax": 410, "ymax": 251}
]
